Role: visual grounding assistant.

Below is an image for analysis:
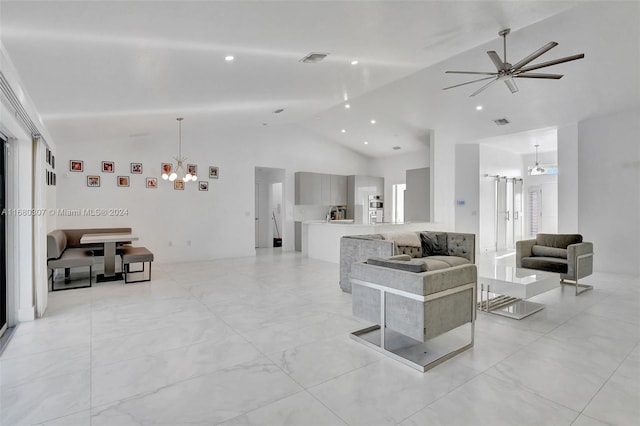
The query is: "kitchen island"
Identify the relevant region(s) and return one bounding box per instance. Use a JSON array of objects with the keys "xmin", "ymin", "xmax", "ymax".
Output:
[{"xmin": 302, "ymin": 221, "xmax": 447, "ymax": 263}]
